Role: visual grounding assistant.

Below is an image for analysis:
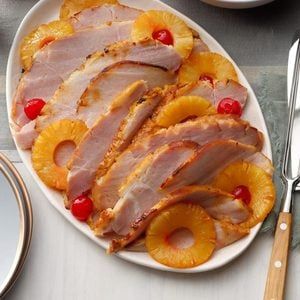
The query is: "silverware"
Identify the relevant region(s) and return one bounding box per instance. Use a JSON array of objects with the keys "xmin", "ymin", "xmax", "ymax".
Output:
[
  {"xmin": 287, "ymin": 33, "xmax": 300, "ymax": 191},
  {"xmin": 264, "ymin": 33, "xmax": 300, "ymax": 300}
]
